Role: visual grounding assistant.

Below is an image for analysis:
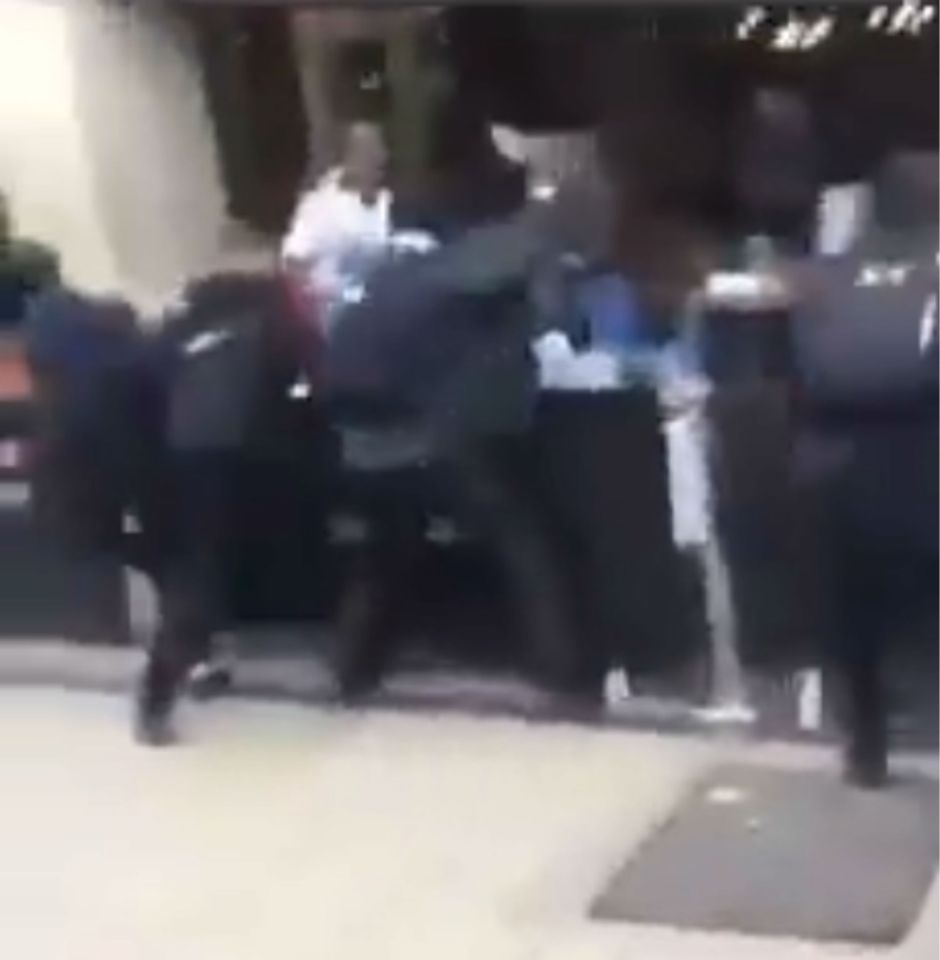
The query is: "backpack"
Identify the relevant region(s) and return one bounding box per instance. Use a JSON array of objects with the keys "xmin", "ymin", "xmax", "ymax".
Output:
[
  {"xmin": 792, "ymin": 249, "xmax": 938, "ymax": 417},
  {"xmin": 159, "ymin": 274, "xmax": 300, "ymax": 454},
  {"xmin": 792, "ymin": 248, "xmax": 938, "ymax": 559}
]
